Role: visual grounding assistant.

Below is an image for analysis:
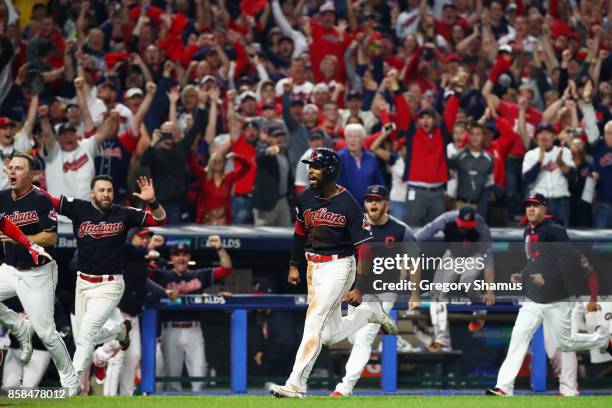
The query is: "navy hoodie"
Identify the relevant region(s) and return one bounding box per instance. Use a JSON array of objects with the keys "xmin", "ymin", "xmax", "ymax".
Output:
[{"xmin": 522, "ymin": 216, "xmax": 582, "ymax": 303}]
